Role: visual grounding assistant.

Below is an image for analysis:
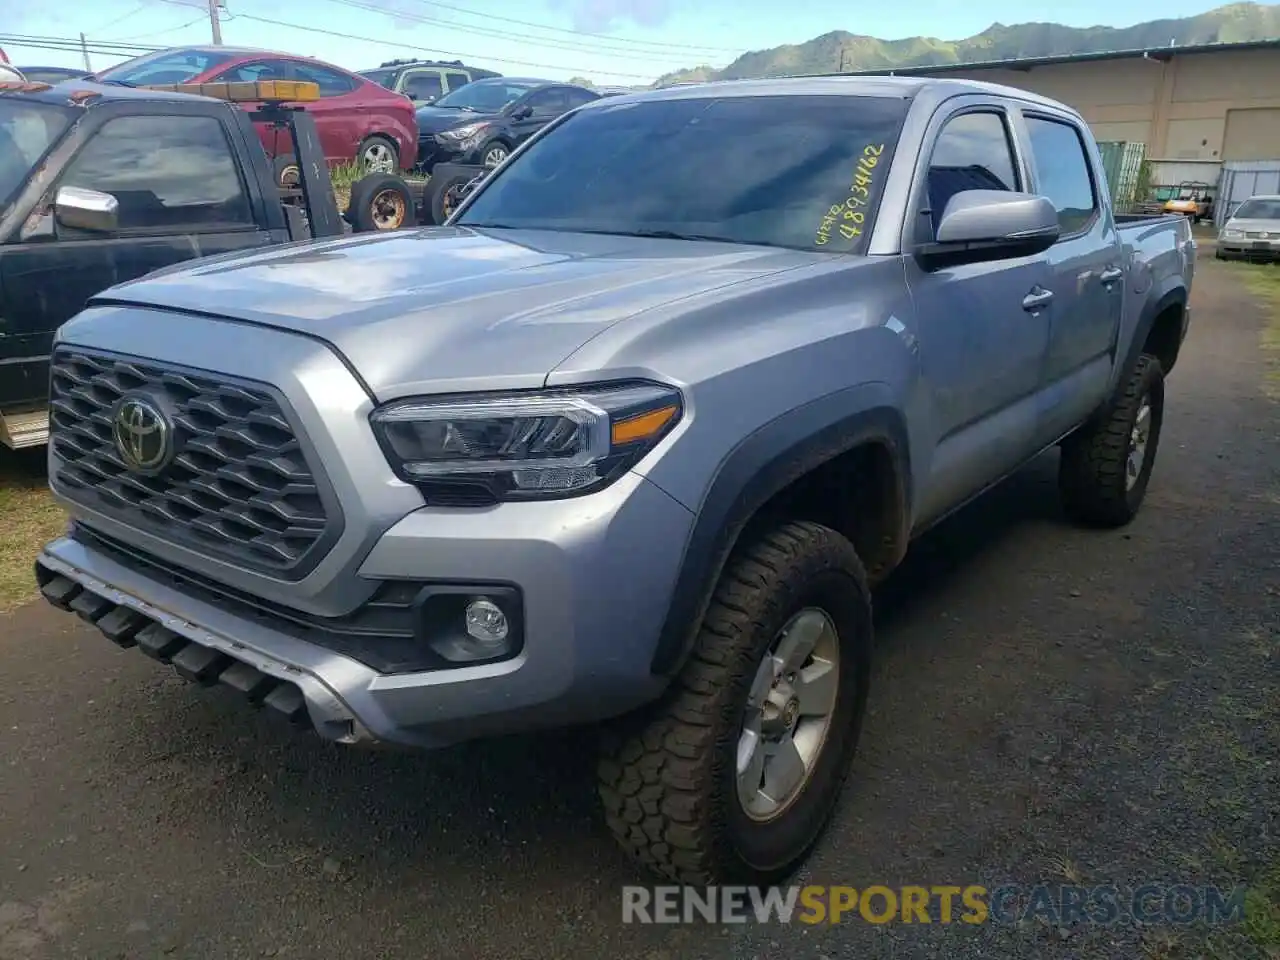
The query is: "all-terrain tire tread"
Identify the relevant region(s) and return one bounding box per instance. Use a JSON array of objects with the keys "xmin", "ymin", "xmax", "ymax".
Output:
[
  {"xmin": 1059, "ymin": 353, "xmax": 1164, "ymax": 527},
  {"xmin": 598, "ymin": 520, "xmax": 868, "ymax": 884}
]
